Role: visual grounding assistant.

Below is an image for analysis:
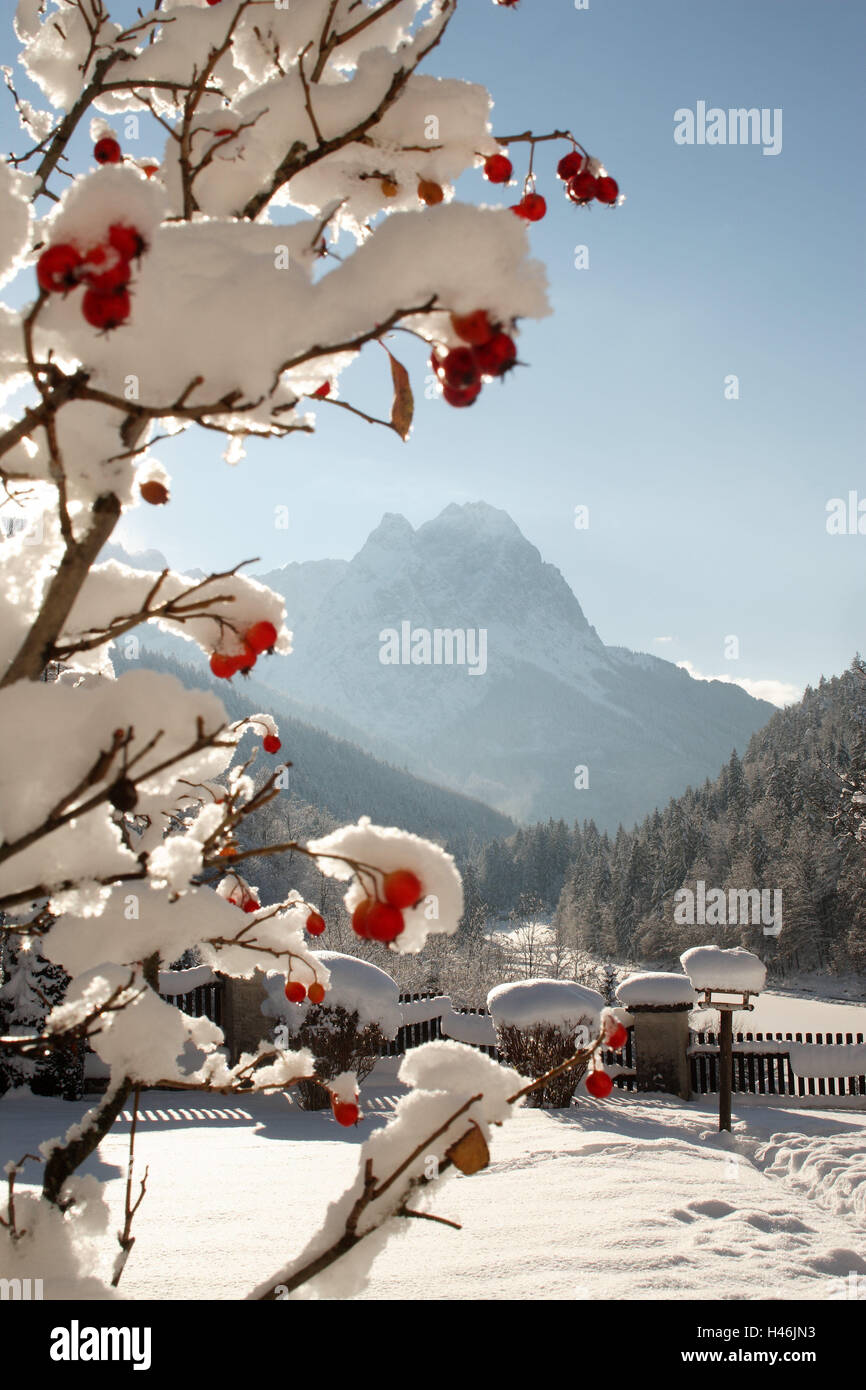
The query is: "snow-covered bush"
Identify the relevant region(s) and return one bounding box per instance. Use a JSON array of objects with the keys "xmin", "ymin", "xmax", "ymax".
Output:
[
  {"xmin": 0, "ymin": 0, "xmax": 621, "ymax": 1297},
  {"xmin": 264, "ymin": 952, "xmax": 398, "ymax": 1109},
  {"xmin": 487, "ymin": 979, "xmax": 604, "ymax": 1108}
]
